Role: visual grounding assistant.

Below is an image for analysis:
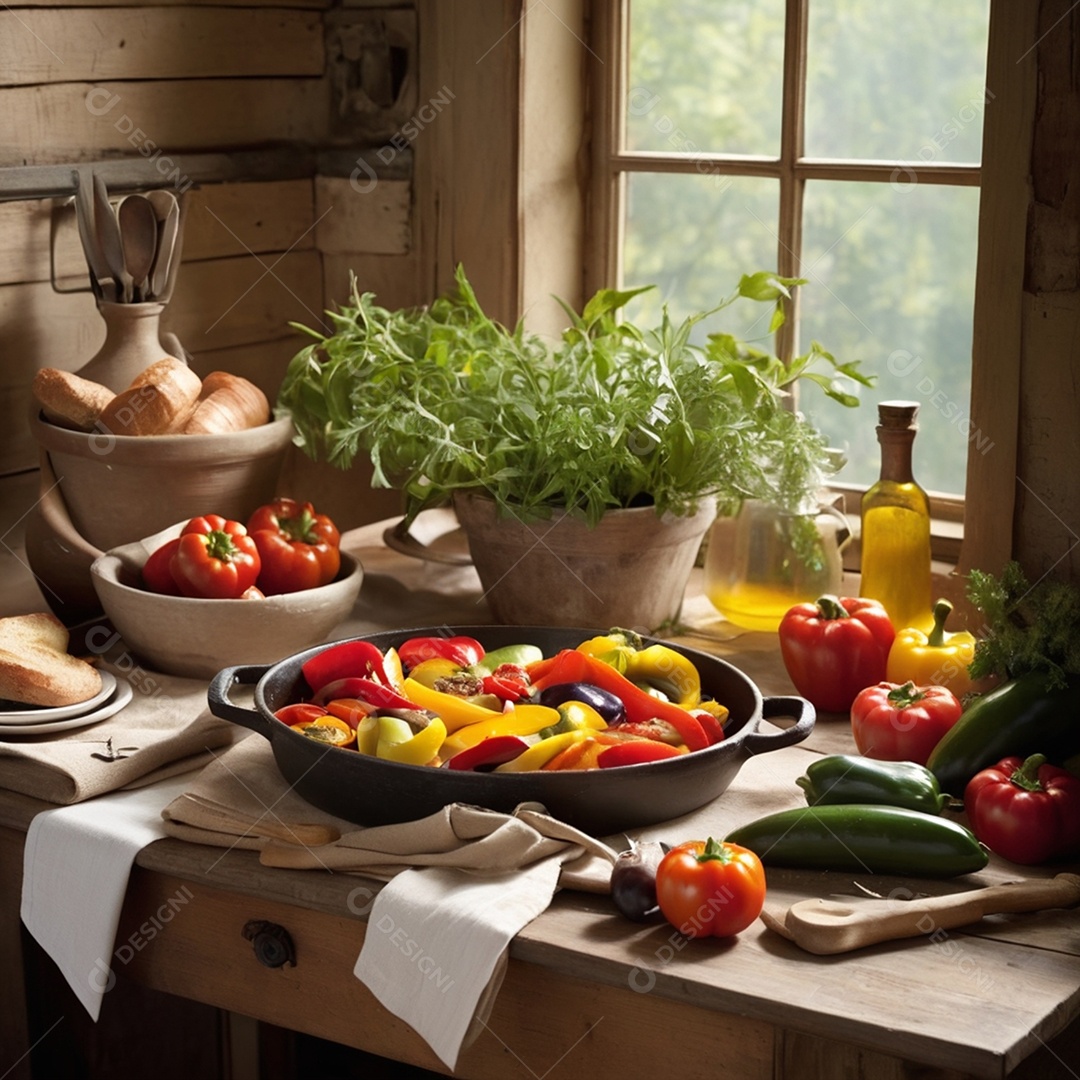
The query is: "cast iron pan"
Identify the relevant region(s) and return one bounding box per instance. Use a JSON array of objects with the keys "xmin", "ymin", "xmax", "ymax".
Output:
[{"xmin": 207, "ymin": 626, "xmax": 815, "ymax": 836}]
